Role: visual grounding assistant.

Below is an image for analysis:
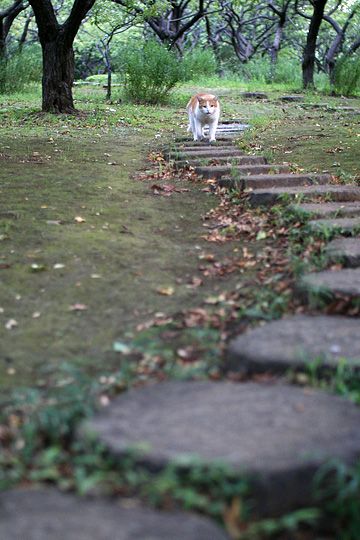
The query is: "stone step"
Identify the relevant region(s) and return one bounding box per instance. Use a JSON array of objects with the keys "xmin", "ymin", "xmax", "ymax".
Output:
[
  {"xmin": 326, "ymin": 238, "xmax": 360, "ymax": 267},
  {"xmin": 292, "ymin": 202, "xmax": 360, "ymax": 218},
  {"xmin": 219, "ymin": 173, "xmax": 331, "ymax": 190},
  {"xmin": 279, "ymin": 95, "xmax": 304, "ymax": 102},
  {"xmin": 175, "ymin": 136, "xmax": 238, "ymax": 144},
  {"xmin": 82, "ymin": 381, "xmax": 360, "ymax": 517},
  {"xmin": 241, "ymin": 92, "xmax": 268, "ymax": 99},
  {"xmin": 174, "ymin": 155, "xmax": 266, "ymax": 169},
  {"xmin": 195, "ymin": 163, "xmax": 290, "ymax": 180},
  {"xmin": 175, "ymin": 144, "xmax": 238, "ymax": 152},
  {"xmin": 248, "ymin": 184, "xmax": 360, "ymax": 207},
  {"xmin": 170, "ymin": 148, "xmax": 245, "ymax": 159},
  {"xmin": 299, "ymin": 268, "xmax": 360, "ymax": 303},
  {"xmin": 308, "ymin": 217, "xmax": 360, "ymax": 234},
  {"xmin": 226, "ymin": 315, "xmax": 360, "ymax": 375},
  {"xmin": 325, "ymin": 238, "xmax": 360, "ymax": 268},
  {"xmin": 0, "ymin": 489, "xmax": 229, "ymax": 540}
]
